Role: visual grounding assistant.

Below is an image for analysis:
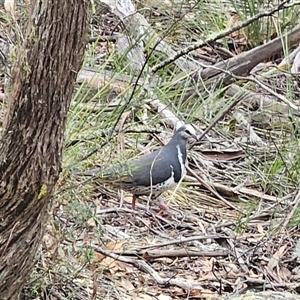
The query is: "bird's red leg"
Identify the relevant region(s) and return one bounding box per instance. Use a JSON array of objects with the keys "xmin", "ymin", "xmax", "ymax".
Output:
[
  {"xmin": 132, "ymin": 195, "xmax": 136, "ymax": 210},
  {"xmin": 153, "ymin": 194, "xmax": 169, "ymax": 210},
  {"xmin": 153, "ymin": 199, "xmax": 169, "ymax": 210}
]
